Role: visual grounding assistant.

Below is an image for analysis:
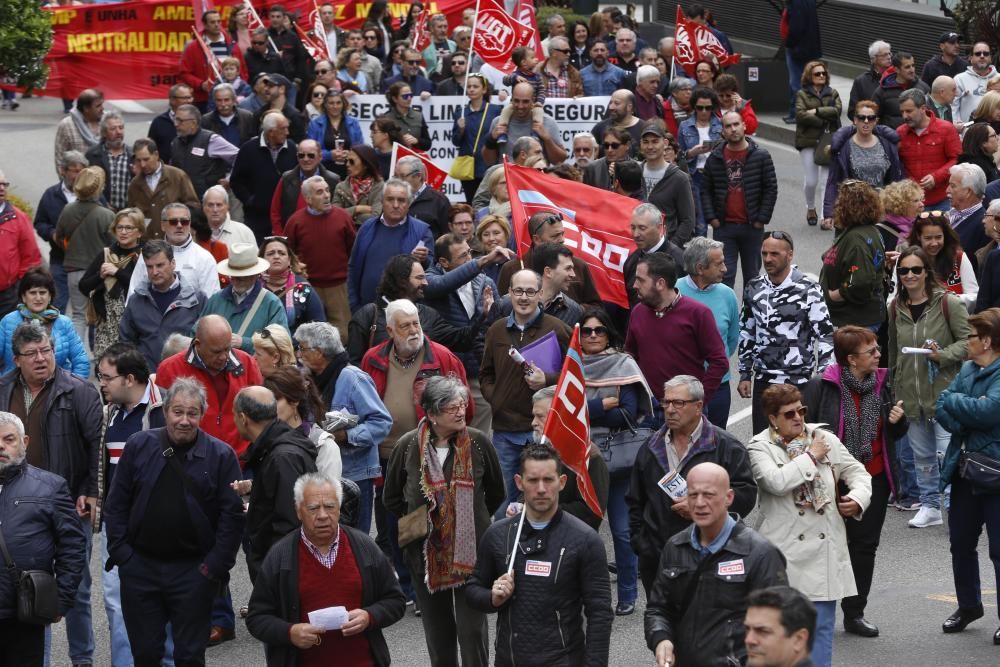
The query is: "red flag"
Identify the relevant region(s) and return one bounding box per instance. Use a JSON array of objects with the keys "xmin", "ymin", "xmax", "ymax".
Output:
[
  {"xmin": 192, "ymin": 28, "xmax": 223, "ymax": 80},
  {"xmin": 192, "ymin": 0, "xmax": 211, "ymax": 33},
  {"xmin": 411, "ymin": 10, "xmax": 432, "ymax": 57},
  {"xmin": 673, "ymin": 5, "xmax": 741, "ymax": 77},
  {"xmin": 504, "ymin": 163, "xmax": 637, "ymax": 309},
  {"xmin": 513, "ymin": 0, "xmax": 544, "ymax": 62},
  {"xmin": 390, "ymin": 142, "xmax": 448, "ymax": 191},
  {"xmin": 472, "ymin": 0, "xmax": 536, "ymax": 73},
  {"xmin": 294, "ymin": 20, "xmax": 328, "ymax": 61},
  {"xmin": 542, "ymin": 325, "xmax": 602, "ymax": 519}
]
